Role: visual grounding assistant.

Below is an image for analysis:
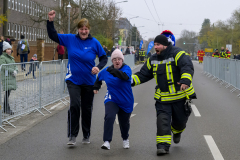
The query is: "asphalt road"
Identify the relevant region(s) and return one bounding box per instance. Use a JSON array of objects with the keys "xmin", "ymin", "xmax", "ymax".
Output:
[{"xmin": 0, "ymin": 61, "xmax": 240, "ymax": 160}]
